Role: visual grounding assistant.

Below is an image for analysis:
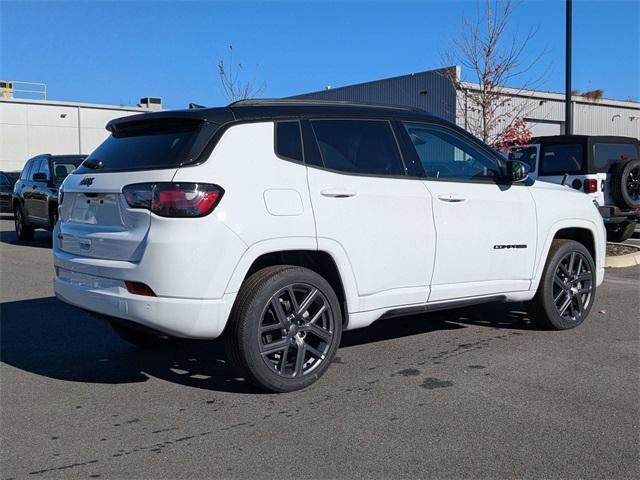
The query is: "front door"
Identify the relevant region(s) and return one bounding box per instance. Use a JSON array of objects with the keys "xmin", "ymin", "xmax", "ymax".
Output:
[{"xmin": 400, "ymin": 121, "xmax": 537, "ymax": 302}]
